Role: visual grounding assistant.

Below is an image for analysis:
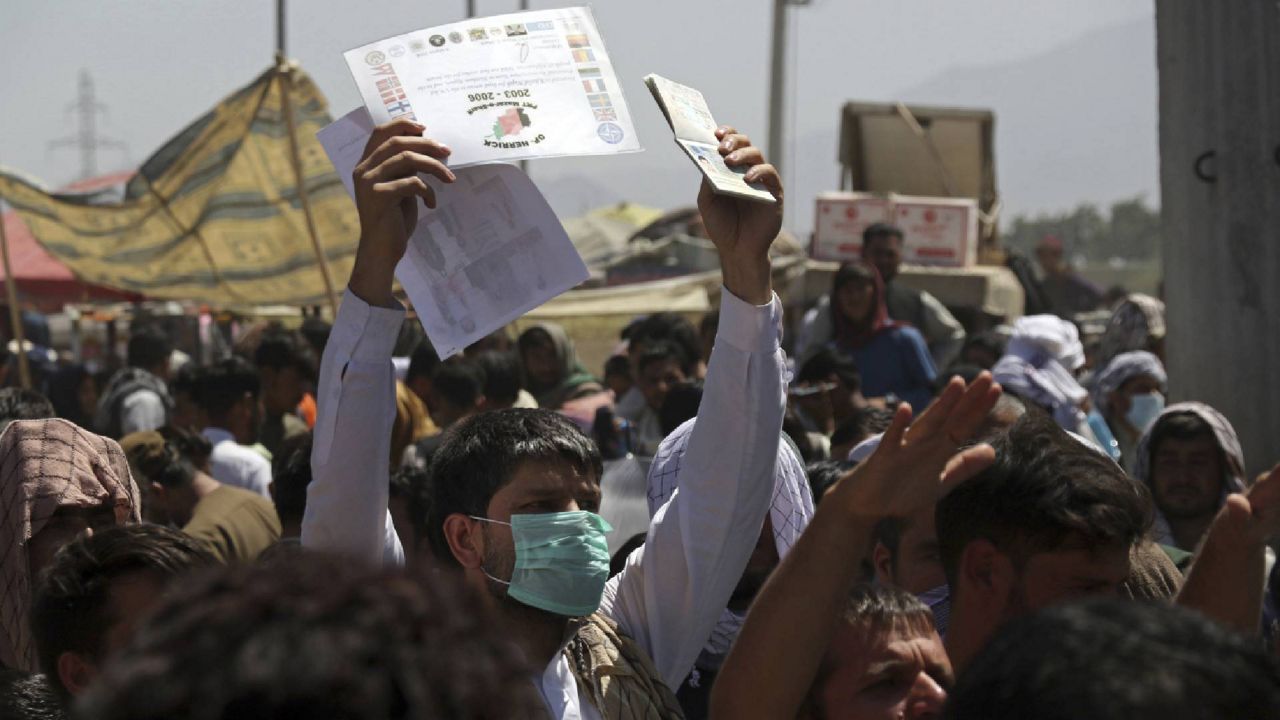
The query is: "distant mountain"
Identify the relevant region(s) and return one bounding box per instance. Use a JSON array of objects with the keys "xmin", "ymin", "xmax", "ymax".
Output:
[{"xmin": 787, "ymin": 16, "xmax": 1158, "ymax": 238}]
